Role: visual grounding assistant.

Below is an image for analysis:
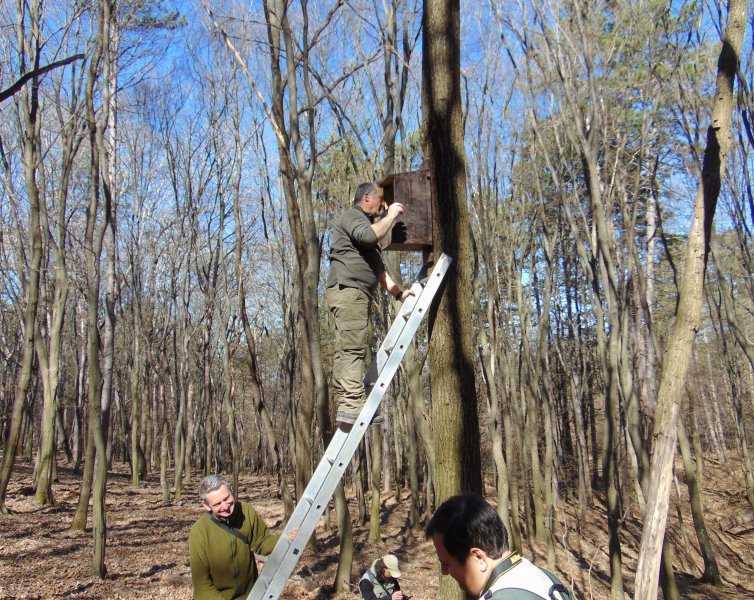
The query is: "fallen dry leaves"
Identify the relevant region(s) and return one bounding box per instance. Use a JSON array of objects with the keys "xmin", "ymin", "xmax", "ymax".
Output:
[{"xmin": 0, "ymin": 456, "xmax": 752, "ymax": 599}]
